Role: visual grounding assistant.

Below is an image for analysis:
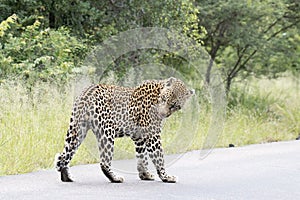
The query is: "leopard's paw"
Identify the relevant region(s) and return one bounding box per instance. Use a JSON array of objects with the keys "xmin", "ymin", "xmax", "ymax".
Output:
[
  {"xmin": 139, "ymin": 171, "xmax": 155, "ymax": 181},
  {"xmin": 61, "ymin": 167, "xmax": 74, "ymax": 182},
  {"xmin": 161, "ymin": 175, "xmax": 177, "ymax": 183}
]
